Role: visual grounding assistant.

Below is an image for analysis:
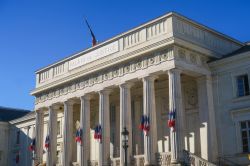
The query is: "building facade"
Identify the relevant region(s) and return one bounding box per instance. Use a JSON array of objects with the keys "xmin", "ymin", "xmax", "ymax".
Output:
[
  {"xmin": 6, "ymin": 12, "xmax": 250, "ymax": 166},
  {"xmin": 0, "ymin": 106, "xmax": 29, "ymax": 166}
]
